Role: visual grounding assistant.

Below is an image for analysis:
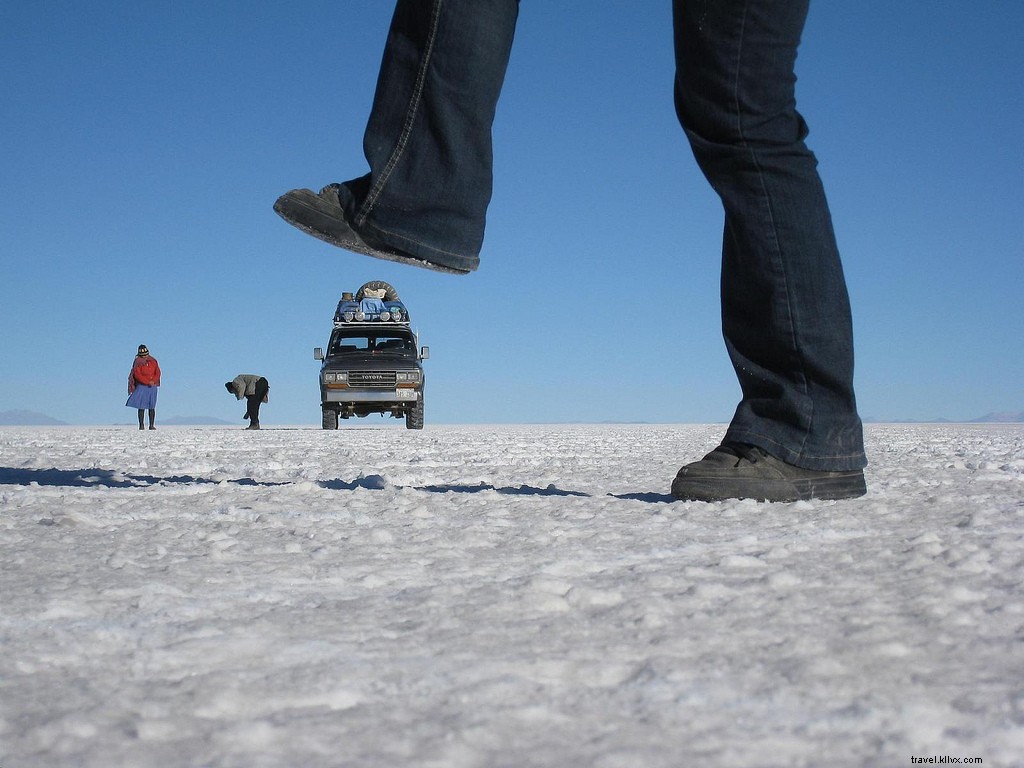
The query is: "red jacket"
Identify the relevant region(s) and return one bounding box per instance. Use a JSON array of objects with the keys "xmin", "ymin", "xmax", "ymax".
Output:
[{"xmin": 129, "ymin": 355, "xmax": 161, "ymax": 392}]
